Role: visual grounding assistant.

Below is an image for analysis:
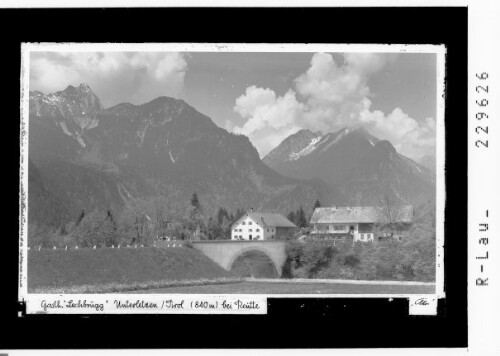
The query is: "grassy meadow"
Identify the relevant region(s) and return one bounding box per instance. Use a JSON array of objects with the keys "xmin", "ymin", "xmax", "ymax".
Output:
[{"xmin": 28, "ymin": 246, "xmax": 238, "ymax": 293}]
